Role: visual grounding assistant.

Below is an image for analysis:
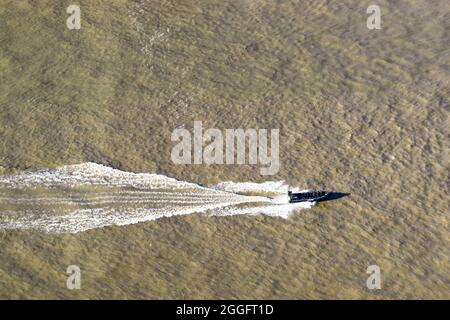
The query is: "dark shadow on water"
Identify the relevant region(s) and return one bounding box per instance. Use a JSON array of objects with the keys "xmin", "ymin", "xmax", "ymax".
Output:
[{"xmin": 317, "ymin": 192, "xmax": 350, "ymax": 203}]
